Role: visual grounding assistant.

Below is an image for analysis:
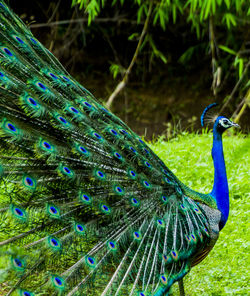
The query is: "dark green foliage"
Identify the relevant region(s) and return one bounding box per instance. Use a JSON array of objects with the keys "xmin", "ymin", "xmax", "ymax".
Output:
[{"xmin": 73, "ymin": 0, "xmax": 249, "ymax": 99}]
